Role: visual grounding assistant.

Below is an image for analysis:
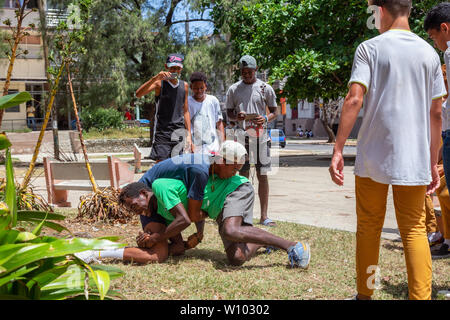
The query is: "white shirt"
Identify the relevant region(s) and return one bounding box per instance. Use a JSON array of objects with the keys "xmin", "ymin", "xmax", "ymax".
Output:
[
  {"xmin": 349, "ymin": 30, "xmax": 447, "ymax": 185},
  {"xmin": 188, "ymin": 94, "xmax": 223, "ymax": 154},
  {"xmin": 444, "ymin": 42, "xmax": 450, "ymax": 131},
  {"xmin": 225, "ymin": 79, "xmax": 277, "ymax": 142}
]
